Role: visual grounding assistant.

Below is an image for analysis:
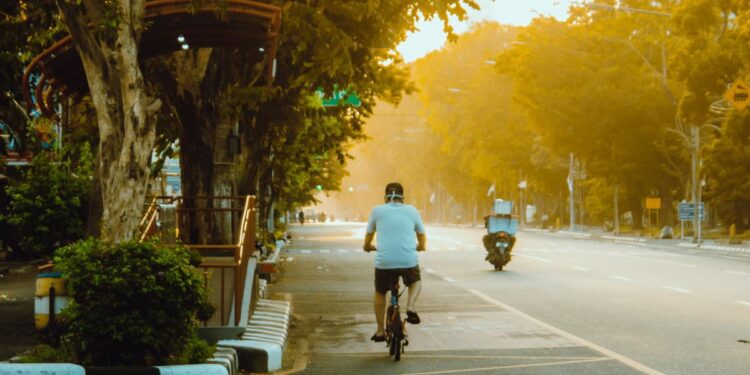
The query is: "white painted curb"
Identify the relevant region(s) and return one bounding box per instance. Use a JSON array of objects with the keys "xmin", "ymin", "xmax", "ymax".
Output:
[
  {"xmin": 156, "ymin": 364, "xmax": 228, "ymax": 375},
  {"xmin": 217, "ymin": 339, "xmax": 283, "ymax": 373},
  {"xmin": 0, "ymin": 364, "xmax": 85, "ymax": 375}
]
